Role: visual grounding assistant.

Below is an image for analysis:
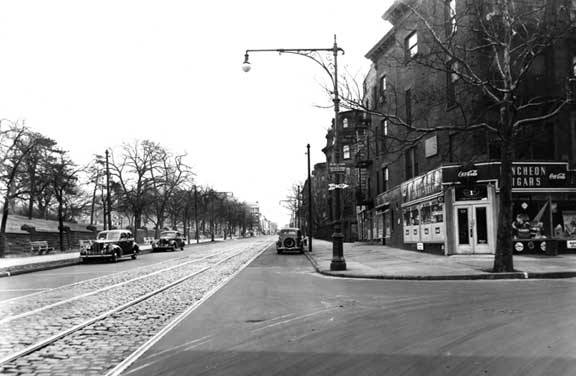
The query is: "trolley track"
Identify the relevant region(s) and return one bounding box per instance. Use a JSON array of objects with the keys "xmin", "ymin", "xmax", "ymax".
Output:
[{"xmin": 0, "ymin": 239, "xmax": 272, "ymax": 375}]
